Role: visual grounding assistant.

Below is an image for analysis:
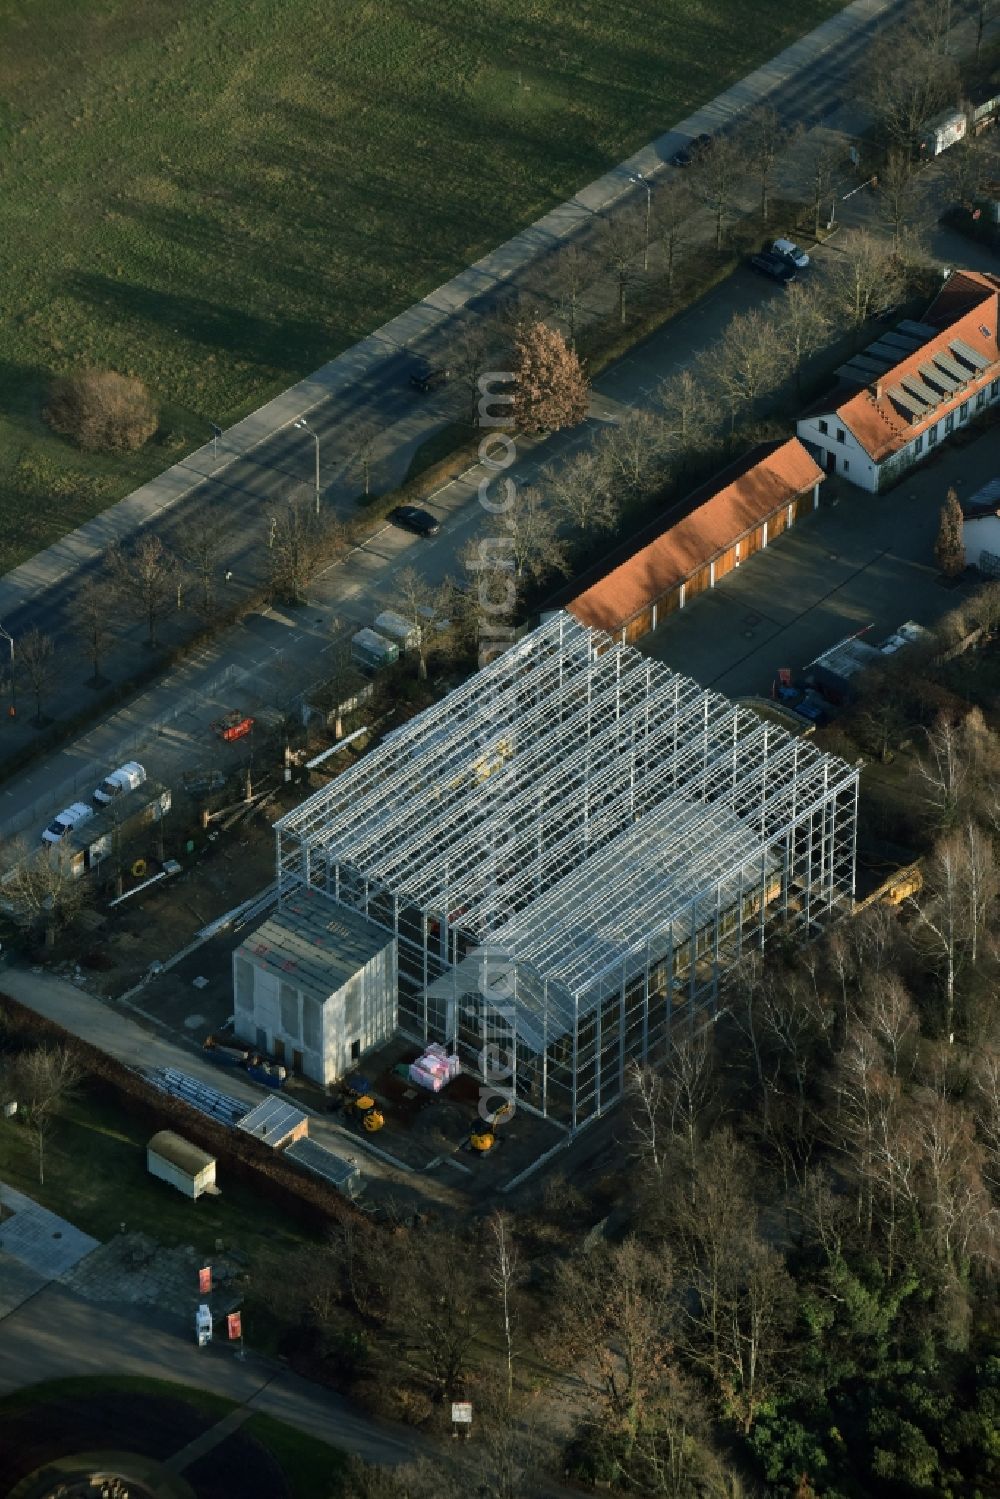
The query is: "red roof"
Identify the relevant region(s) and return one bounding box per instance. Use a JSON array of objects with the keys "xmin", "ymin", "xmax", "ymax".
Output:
[
  {"xmin": 569, "ymin": 438, "xmax": 822, "ymax": 634},
  {"xmin": 836, "ymin": 272, "xmax": 1000, "ymax": 462}
]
